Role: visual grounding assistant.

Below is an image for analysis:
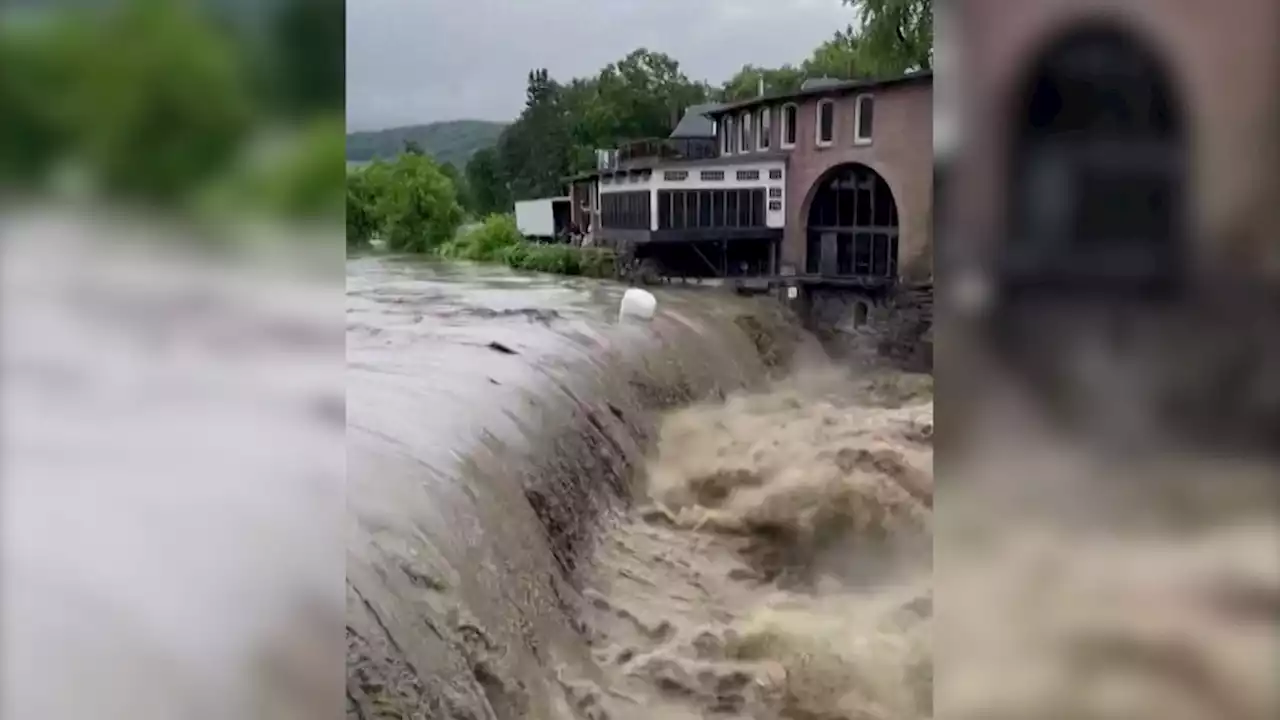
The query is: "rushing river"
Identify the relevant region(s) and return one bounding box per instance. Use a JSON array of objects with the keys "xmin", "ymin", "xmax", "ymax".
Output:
[
  {"xmin": 345, "ymin": 256, "xmax": 935, "ymax": 720},
  {"xmin": 2, "ymin": 215, "xmax": 1270, "ymax": 720},
  {"xmin": 347, "ymin": 255, "xmax": 1280, "ymax": 720}
]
